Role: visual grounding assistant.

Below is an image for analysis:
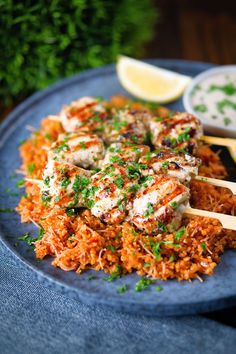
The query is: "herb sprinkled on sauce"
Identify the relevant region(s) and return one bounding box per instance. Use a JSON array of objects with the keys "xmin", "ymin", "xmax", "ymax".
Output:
[
  {"xmin": 193, "ymin": 104, "xmax": 208, "ymax": 113},
  {"xmin": 223, "ymin": 117, "xmax": 232, "ymax": 126},
  {"xmin": 208, "ymin": 82, "xmax": 236, "ymax": 96},
  {"xmin": 191, "ymin": 73, "xmax": 236, "ymax": 128}
]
